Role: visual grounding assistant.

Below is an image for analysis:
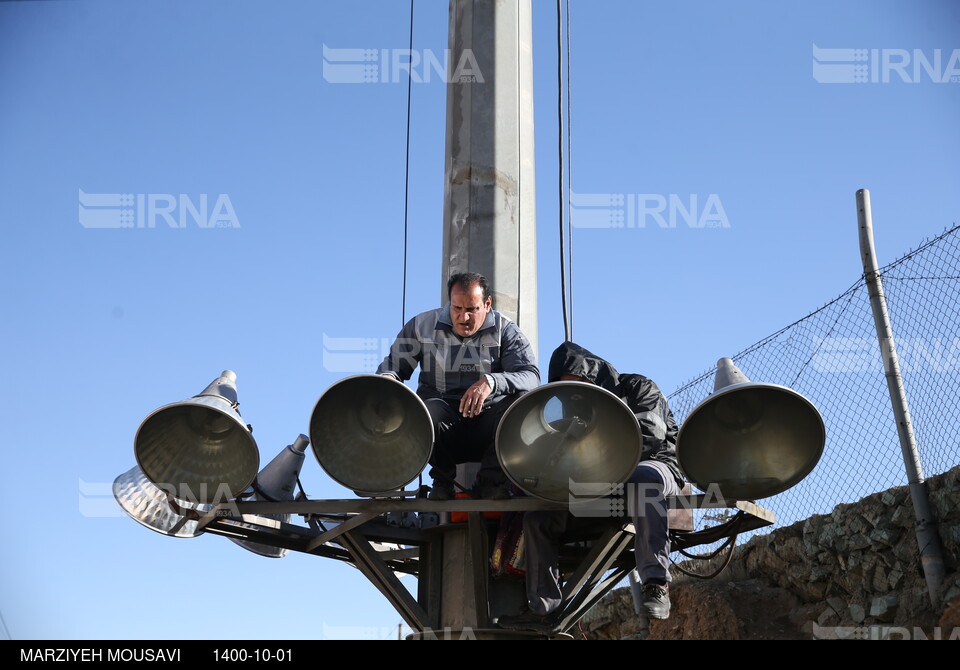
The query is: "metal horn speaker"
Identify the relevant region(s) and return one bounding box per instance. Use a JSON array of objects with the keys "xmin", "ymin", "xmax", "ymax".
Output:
[
  {"xmin": 113, "ymin": 465, "xmax": 213, "ymax": 538},
  {"xmin": 309, "ymin": 375, "xmax": 434, "ymax": 494},
  {"xmin": 496, "ymin": 382, "xmax": 643, "ymax": 503},
  {"xmin": 134, "ymin": 370, "xmax": 259, "ymax": 504},
  {"xmin": 677, "ymin": 358, "xmax": 826, "ymax": 500},
  {"xmin": 228, "ymin": 434, "xmax": 310, "ymax": 558}
]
